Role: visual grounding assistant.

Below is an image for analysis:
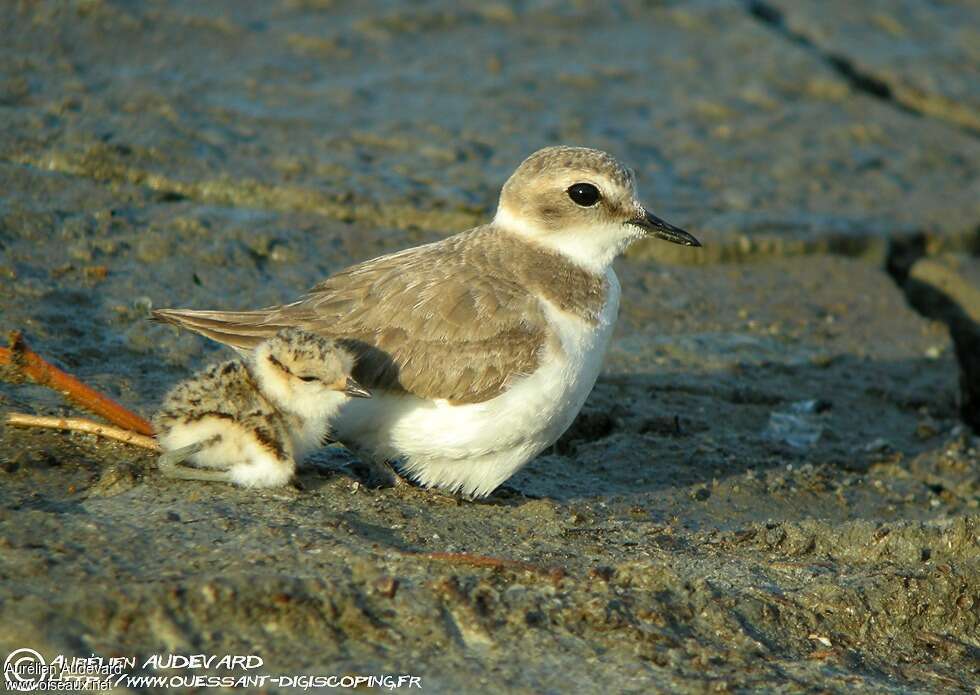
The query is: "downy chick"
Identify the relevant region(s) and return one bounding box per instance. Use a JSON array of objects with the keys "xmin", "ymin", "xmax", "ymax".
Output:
[{"xmin": 153, "ymin": 328, "xmax": 370, "ymax": 487}]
